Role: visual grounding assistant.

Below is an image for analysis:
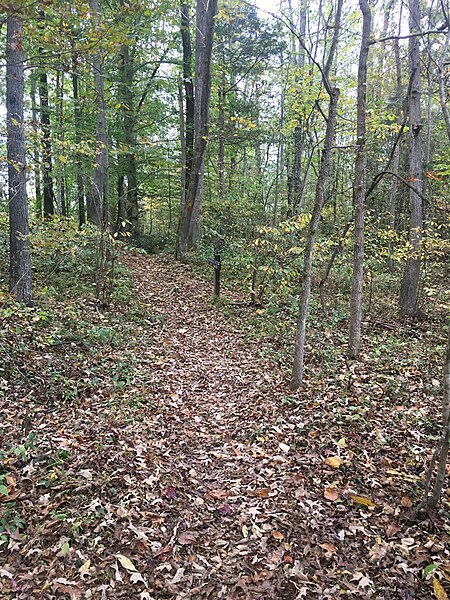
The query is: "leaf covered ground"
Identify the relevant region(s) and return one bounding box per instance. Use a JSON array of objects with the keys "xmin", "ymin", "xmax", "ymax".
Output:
[{"xmin": 1, "ymin": 252, "xmax": 449, "ymax": 599}]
